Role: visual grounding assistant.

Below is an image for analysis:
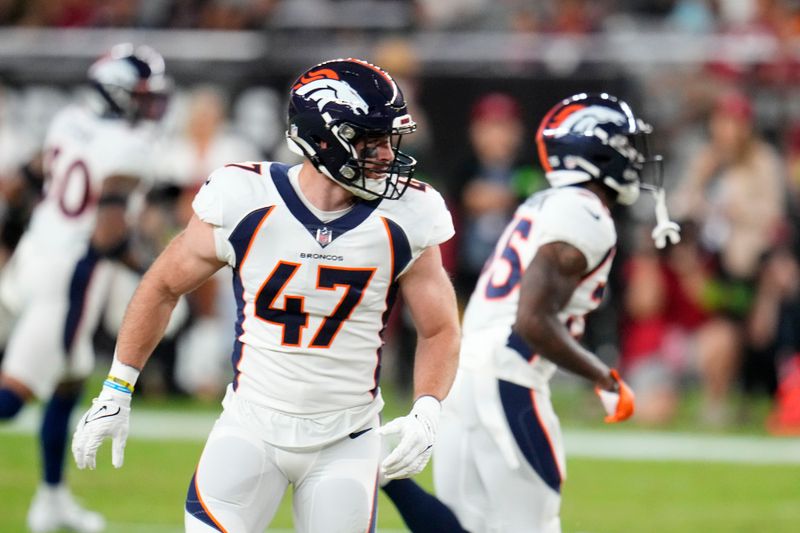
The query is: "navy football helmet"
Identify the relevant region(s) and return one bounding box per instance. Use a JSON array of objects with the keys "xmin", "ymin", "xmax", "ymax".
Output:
[
  {"xmin": 88, "ymin": 43, "xmax": 170, "ymax": 123},
  {"xmin": 535, "ymin": 93, "xmax": 656, "ymax": 205},
  {"xmin": 286, "ymin": 58, "xmax": 417, "ymax": 200}
]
